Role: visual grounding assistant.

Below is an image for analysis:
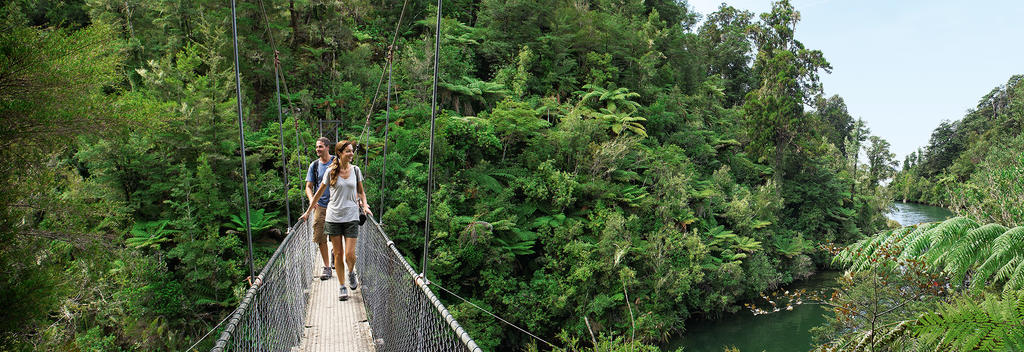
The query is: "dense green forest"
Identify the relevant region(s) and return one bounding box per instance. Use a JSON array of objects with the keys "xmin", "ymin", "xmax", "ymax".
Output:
[
  {"xmin": 807, "ymin": 76, "xmax": 1024, "ymax": 350},
  {"xmin": 890, "ymin": 75, "xmax": 1024, "ymax": 227},
  {"xmin": 1, "ymin": 0, "xmax": 979, "ymax": 350}
]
